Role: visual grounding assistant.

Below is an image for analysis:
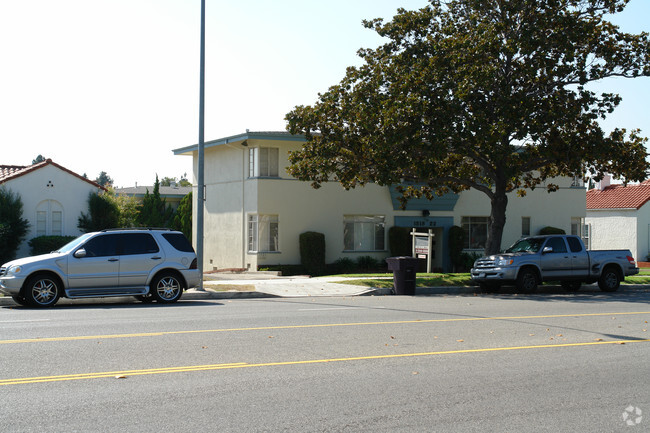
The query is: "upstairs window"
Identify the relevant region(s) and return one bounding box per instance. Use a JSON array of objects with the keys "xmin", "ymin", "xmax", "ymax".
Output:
[{"xmin": 249, "ymin": 147, "xmax": 279, "ymax": 178}]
